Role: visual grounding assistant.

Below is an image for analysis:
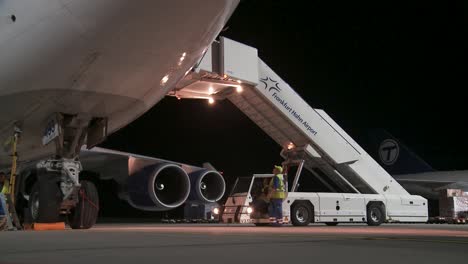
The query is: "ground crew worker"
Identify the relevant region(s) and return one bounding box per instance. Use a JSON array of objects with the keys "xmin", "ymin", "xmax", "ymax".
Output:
[
  {"xmin": 260, "ymin": 178, "xmax": 270, "ymax": 201},
  {"xmin": 0, "ymin": 171, "xmax": 14, "ymax": 230},
  {"xmin": 258, "ymin": 178, "xmax": 271, "ymax": 215},
  {"xmin": 251, "ymin": 178, "xmax": 271, "ymax": 218},
  {"xmin": 269, "ymin": 165, "xmax": 286, "ymax": 226},
  {"xmin": 0, "ymin": 172, "xmax": 5, "ymax": 216},
  {"xmin": 0, "ymin": 171, "xmax": 9, "ymax": 194}
]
